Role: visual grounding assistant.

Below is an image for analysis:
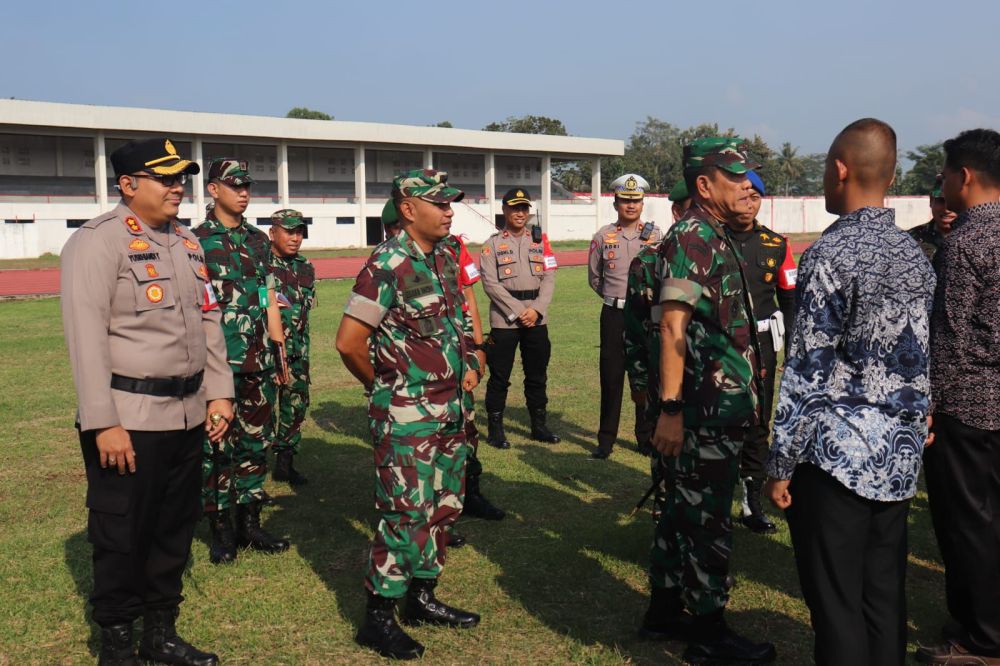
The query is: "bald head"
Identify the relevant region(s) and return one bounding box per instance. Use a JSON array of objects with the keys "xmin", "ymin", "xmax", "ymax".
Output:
[{"xmin": 829, "ymin": 118, "xmax": 898, "ymax": 189}]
